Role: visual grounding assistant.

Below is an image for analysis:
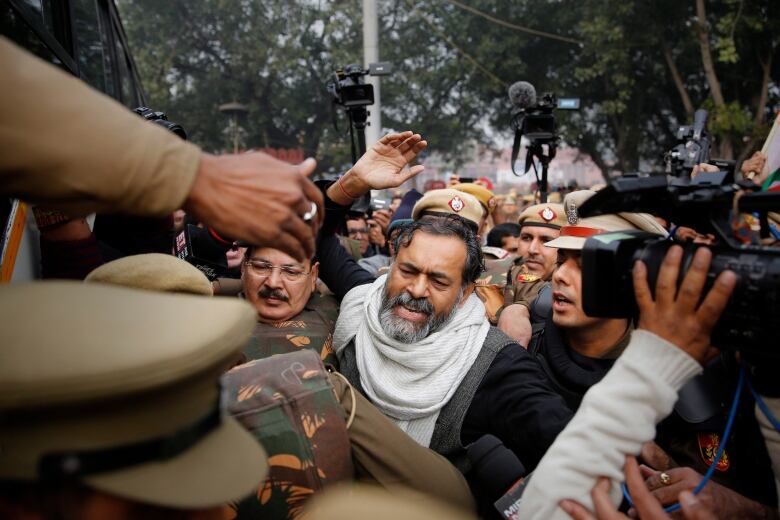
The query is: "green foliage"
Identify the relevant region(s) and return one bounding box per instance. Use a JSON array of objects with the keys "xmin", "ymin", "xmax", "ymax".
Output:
[{"xmin": 117, "ymin": 0, "xmax": 779, "ymax": 175}]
